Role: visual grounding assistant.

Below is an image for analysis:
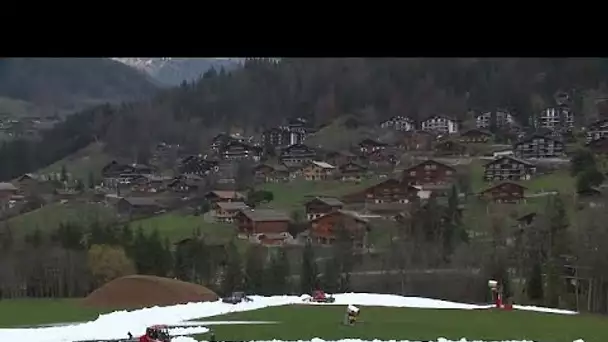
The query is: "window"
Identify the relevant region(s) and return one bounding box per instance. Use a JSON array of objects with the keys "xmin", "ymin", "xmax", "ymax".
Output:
[{"xmin": 410, "ymin": 171, "xmax": 416, "ymax": 176}]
